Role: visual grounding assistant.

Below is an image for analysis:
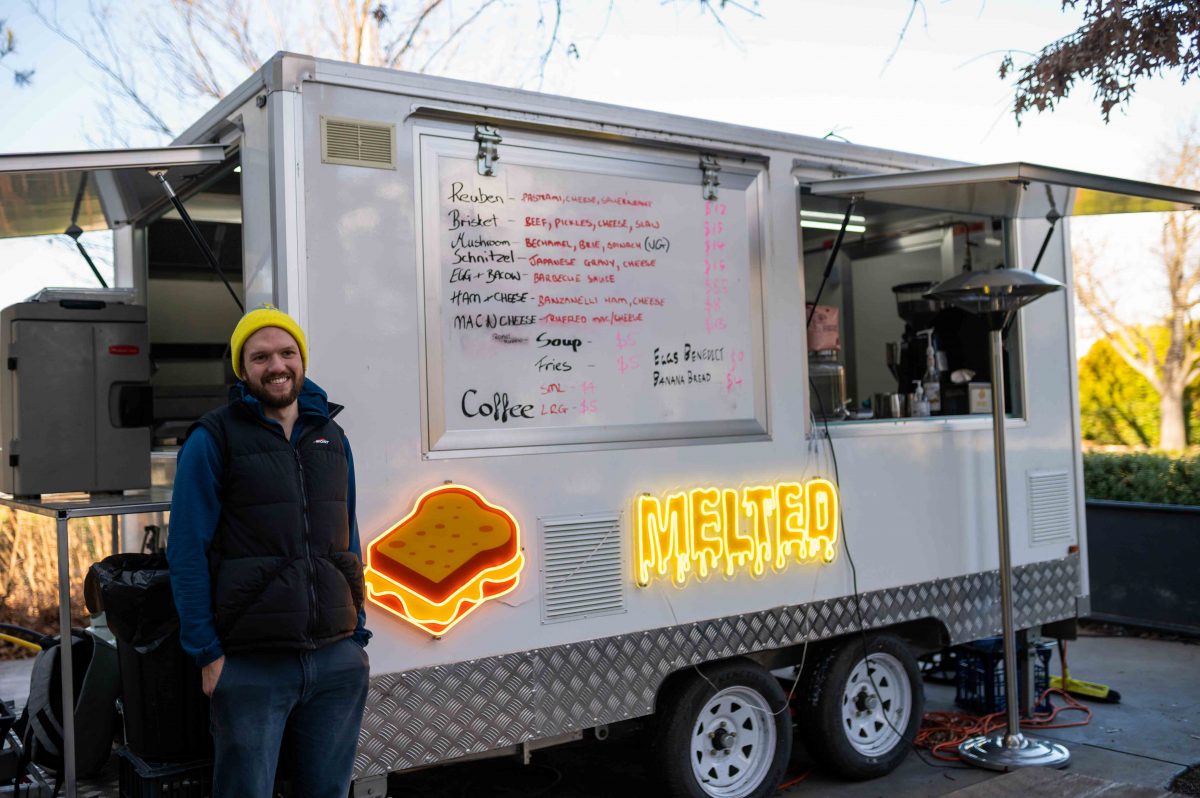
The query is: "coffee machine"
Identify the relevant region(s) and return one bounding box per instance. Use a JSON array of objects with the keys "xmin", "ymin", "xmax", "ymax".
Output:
[{"xmin": 890, "ymin": 282, "xmax": 944, "ymax": 398}]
